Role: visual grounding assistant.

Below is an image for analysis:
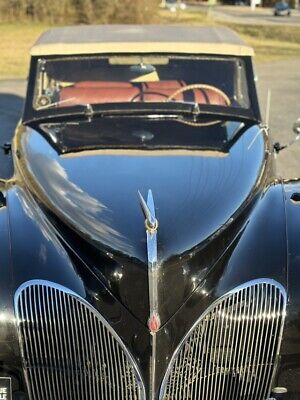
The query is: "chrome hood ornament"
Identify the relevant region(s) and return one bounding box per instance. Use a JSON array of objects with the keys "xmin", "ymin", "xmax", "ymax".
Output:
[
  {"xmin": 138, "ymin": 190, "xmax": 159, "ymax": 326},
  {"xmin": 138, "ymin": 190, "xmax": 159, "ymax": 327},
  {"xmin": 138, "ymin": 189, "xmax": 159, "ymax": 400}
]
